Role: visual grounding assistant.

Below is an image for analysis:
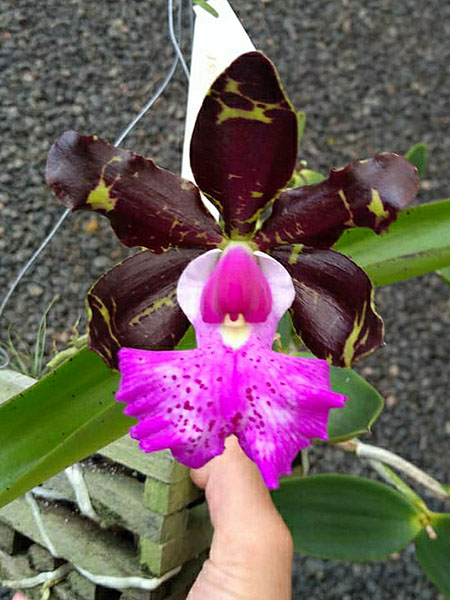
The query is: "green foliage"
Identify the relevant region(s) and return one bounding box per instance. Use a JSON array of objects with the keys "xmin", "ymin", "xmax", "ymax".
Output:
[
  {"xmin": 295, "ymin": 352, "xmax": 383, "ymax": 442},
  {"xmin": 327, "ymin": 365, "xmax": 384, "ymax": 442},
  {"xmin": 1, "ymin": 295, "xmax": 59, "ymax": 379},
  {"xmin": 193, "ymin": 0, "xmax": 219, "ymax": 18},
  {"xmin": 0, "ymin": 348, "xmax": 131, "ymax": 509},
  {"xmin": 405, "ymin": 142, "xmax": 427, "ymax": 178},
  {"xmin": 415, "ymin": 514, "xmax": 450, "ymax": 597},
  {"xmin": 297, "ymin": 111, "xmax": 306, "ymax": 149},
  {"xmin": 288, "ymin": 168, "xmax": 326, "ymax": 188},
  {"xmin": 272, "ymin": 474, "xmax": 423, "ymax": 561},
  {"xmin": 335, "ymin": 198, "xmax": 450, "ymax": 286},
  {"xmin": 437, "ymin": 265, "xmax": 450, "ymax": 285},
  {"xmin": 276, "ymin": 311, "xmax": 296, "ymax": 351},
  {"xmin": 175, "ymin": 326, "xmax": 197, "ymax": 350}
]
